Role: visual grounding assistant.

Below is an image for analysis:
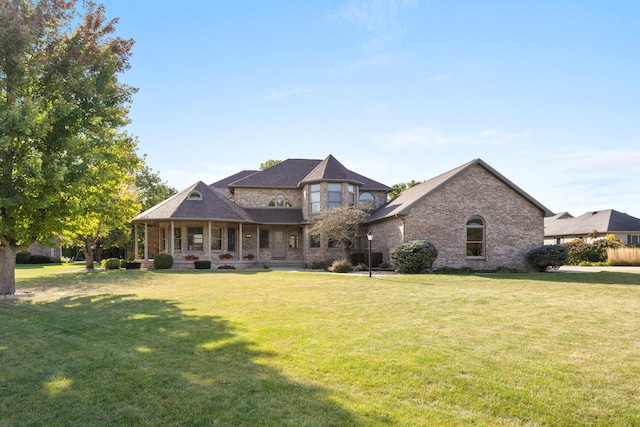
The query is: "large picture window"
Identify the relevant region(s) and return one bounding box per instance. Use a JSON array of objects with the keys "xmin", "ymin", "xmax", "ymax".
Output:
[
  {"xmin": 188, "ymin": 227, "xmax": 204, "ymax": 251},
  {"xmin": 211, "ymin": 227, "xmax": 222, "ymax": 251},
  {"xmin": 328, "ymin": 183, "xmax": 341, "ymax": 209},
  {"xmin": 466, "ymin": 216, "xmax": 485, "ymax": 258}
]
